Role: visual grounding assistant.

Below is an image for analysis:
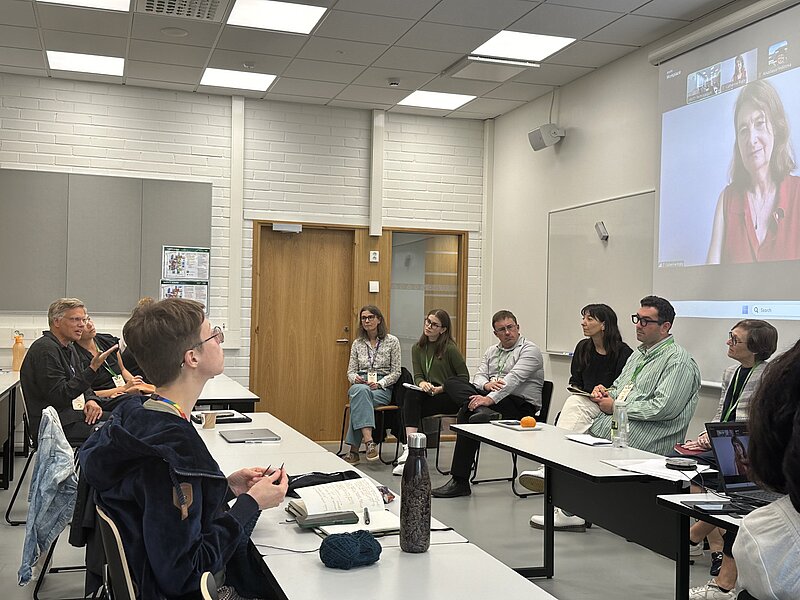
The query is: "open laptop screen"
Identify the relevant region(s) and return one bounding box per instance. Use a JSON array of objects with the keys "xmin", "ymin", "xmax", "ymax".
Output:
[{"xmin": 706, "ymin": 421, "xmax": 757, "ymax": 493}]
